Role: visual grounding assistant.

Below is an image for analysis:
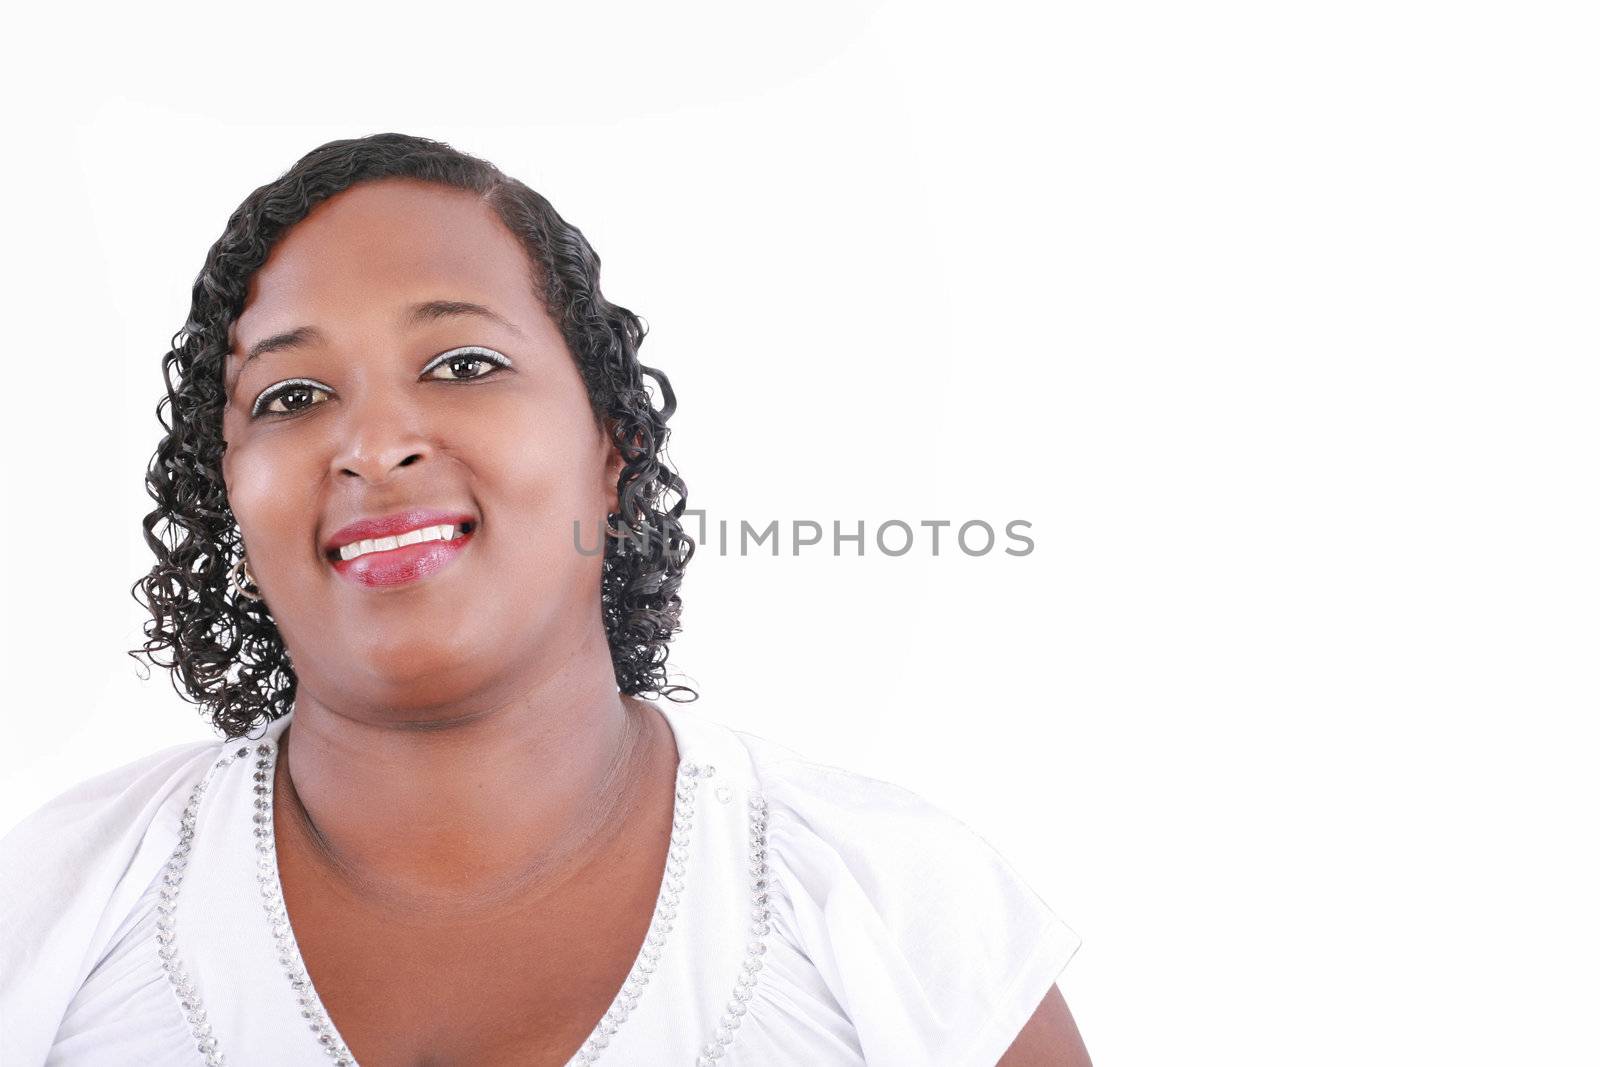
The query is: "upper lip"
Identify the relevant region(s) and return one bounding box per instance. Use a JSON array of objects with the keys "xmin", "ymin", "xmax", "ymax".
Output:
[{"xmin": 323, "ymin": 508, "xmax": 477, "ymax": 557}]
